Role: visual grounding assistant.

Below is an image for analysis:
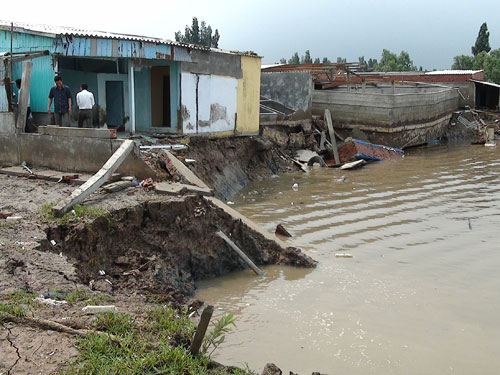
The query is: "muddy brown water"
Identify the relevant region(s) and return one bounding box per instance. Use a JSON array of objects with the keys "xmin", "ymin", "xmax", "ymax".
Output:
[{"xmin": 196, "ymin": 143, "xmax": 500, "ymax": 374}]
